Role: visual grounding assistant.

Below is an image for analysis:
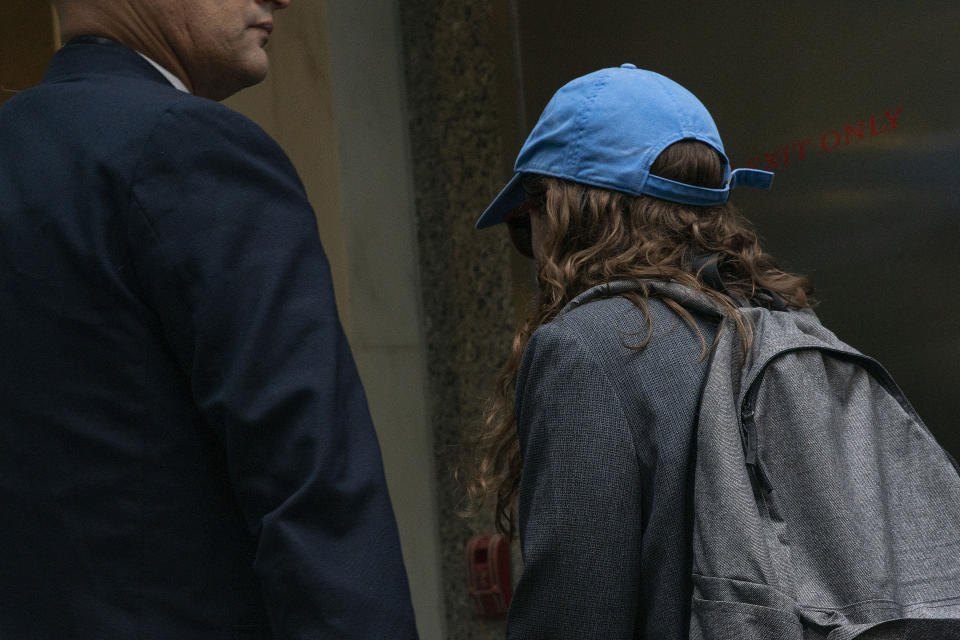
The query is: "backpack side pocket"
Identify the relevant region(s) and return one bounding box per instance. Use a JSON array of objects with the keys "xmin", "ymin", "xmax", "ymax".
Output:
[{"xmin": 690, "ymin": 574, "xmax": 804, "ymax": 640}]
